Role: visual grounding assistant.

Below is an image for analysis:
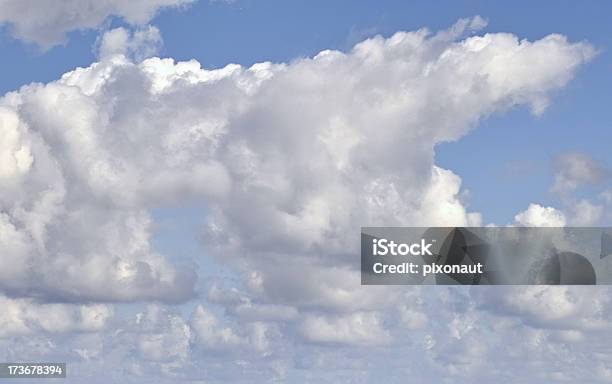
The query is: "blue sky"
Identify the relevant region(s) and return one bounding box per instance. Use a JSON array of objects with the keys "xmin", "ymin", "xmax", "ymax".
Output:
[{"xmin": 0, "ymin": 1, "xmax": 611, "ymax": 383}]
